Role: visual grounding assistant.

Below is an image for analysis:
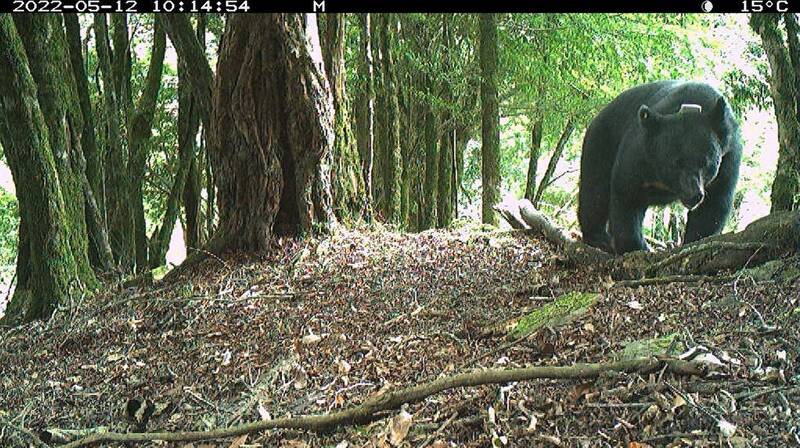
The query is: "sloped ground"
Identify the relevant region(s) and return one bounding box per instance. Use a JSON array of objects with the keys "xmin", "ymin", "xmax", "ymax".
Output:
[{"xmin": 0, "ymin": 226, "xmax": 798, "ymax": 447}]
